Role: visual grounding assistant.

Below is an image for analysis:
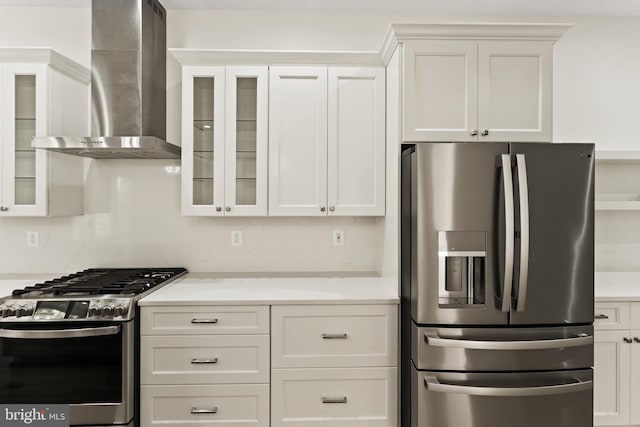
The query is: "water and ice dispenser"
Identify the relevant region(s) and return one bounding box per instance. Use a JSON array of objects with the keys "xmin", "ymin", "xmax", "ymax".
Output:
[{"xmin": 438, "ymin": 231, "xmax": 486, "ymax": 307}]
